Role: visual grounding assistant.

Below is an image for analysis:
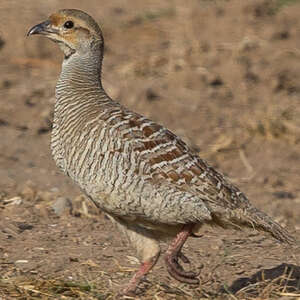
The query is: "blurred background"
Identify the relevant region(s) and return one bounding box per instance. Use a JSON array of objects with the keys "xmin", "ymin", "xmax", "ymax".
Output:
[{"xmin": 0, "ymin": 0, "xmax": 299, "ymax": 299}]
